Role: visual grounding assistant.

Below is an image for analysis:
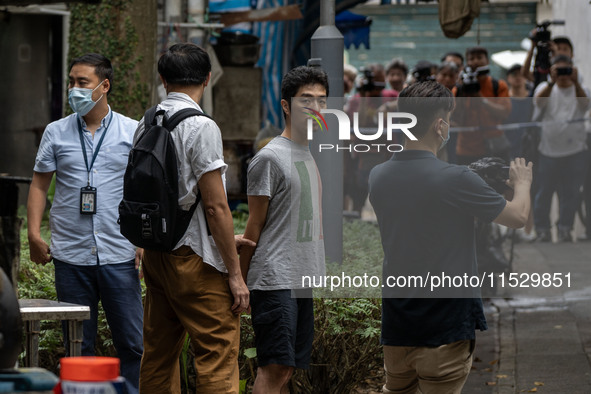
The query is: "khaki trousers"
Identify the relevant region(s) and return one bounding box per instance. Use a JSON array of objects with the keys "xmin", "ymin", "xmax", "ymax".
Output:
[
  {"xmin": 140, "ymin": 246, "xmax": 240, "ymax": 394},
  {"xmin": 383, "ymin": 340, "xmax": 474, "ymax": 394}
]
